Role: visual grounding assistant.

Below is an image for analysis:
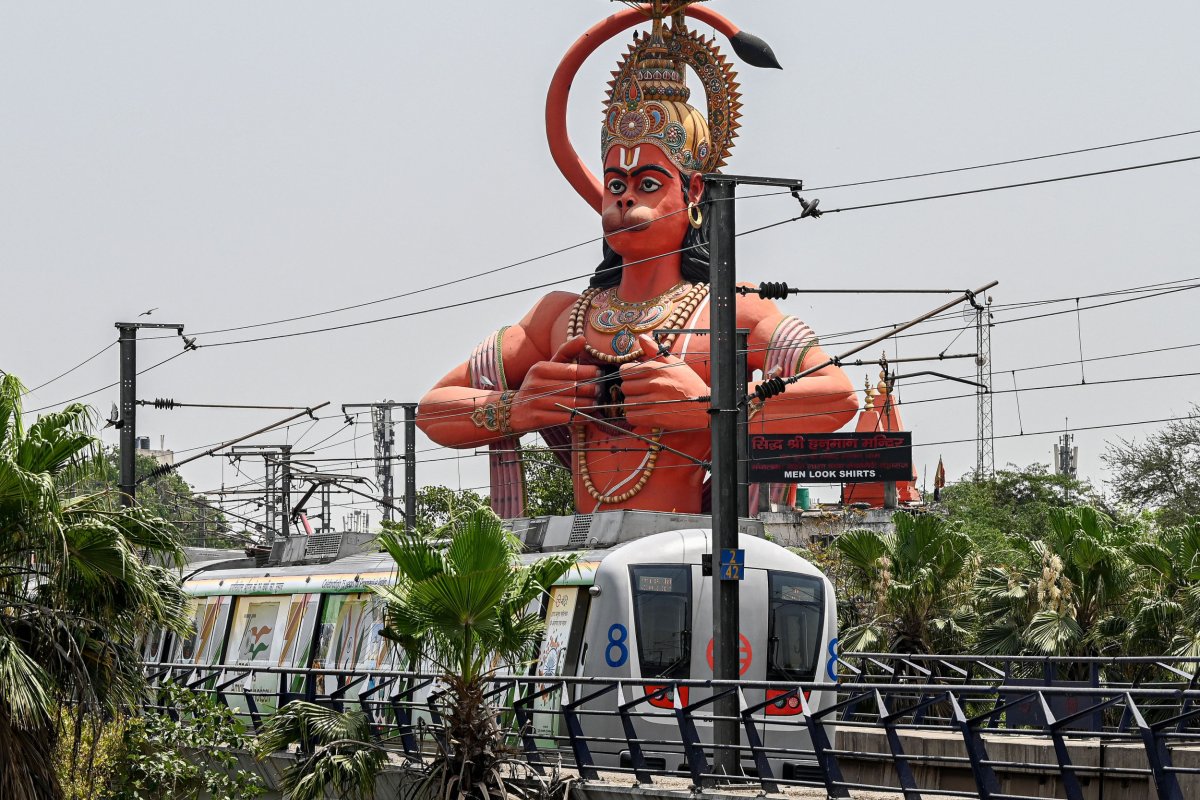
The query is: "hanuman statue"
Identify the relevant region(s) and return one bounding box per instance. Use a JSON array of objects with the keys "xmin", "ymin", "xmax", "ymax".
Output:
[{"xmin": 418, "ymin": 2, "xmax": 858, "ymax": 516}]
